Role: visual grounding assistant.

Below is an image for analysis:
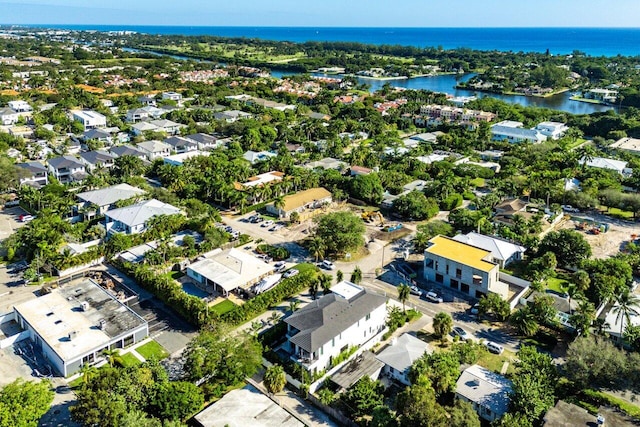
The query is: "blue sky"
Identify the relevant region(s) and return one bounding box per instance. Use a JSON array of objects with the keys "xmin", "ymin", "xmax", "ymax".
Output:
[{"xmin": 1, "ymin": 0, "xmax": 639, "ymax": 27}]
